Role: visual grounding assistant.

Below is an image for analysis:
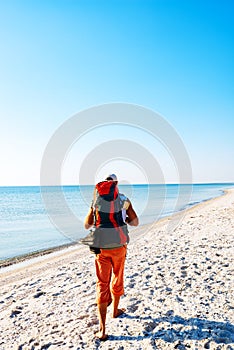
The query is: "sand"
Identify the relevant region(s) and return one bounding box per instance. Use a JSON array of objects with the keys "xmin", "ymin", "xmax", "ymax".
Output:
[{"xmin": 0, "ymin": 190, "xmax": 234, "ymax": 350}]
